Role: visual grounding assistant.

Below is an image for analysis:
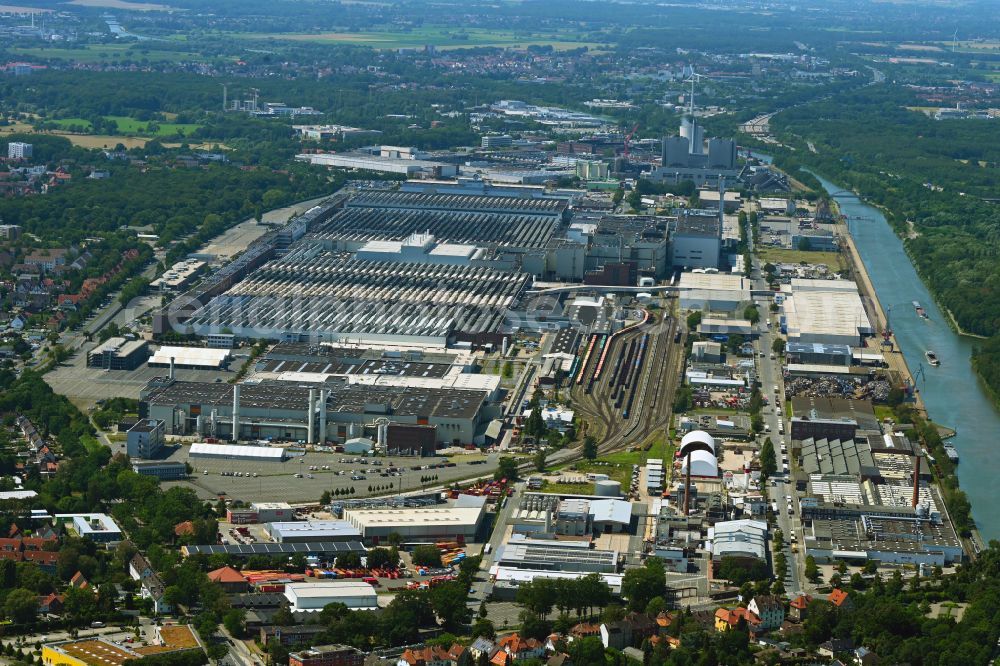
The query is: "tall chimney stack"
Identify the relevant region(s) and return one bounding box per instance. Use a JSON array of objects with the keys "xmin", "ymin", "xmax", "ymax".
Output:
[
  {"xmin": 307, "ymin": 389, "xmax": 317, "ymax": 444},
  {"xmin": 912, "ymin": 455, "xmax": 921, "ymax": 508},
  {"xmin": 231, "ymin": 385, "xmax": 241, "ymax": 442}
]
